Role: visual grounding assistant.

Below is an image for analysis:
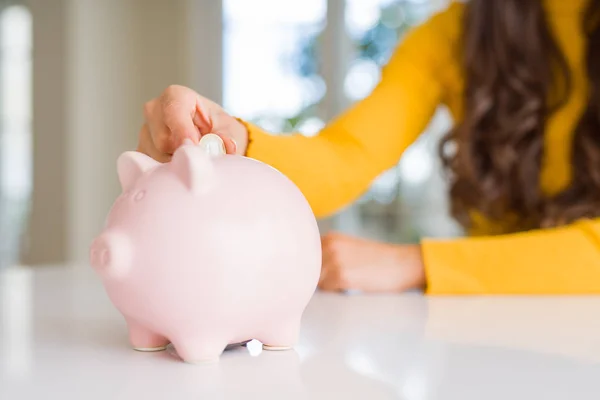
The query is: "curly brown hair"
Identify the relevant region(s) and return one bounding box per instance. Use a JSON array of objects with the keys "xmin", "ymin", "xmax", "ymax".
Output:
[{"xmin": 440, "ymin": 0, "xmax": 600, "ymax": 233}]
